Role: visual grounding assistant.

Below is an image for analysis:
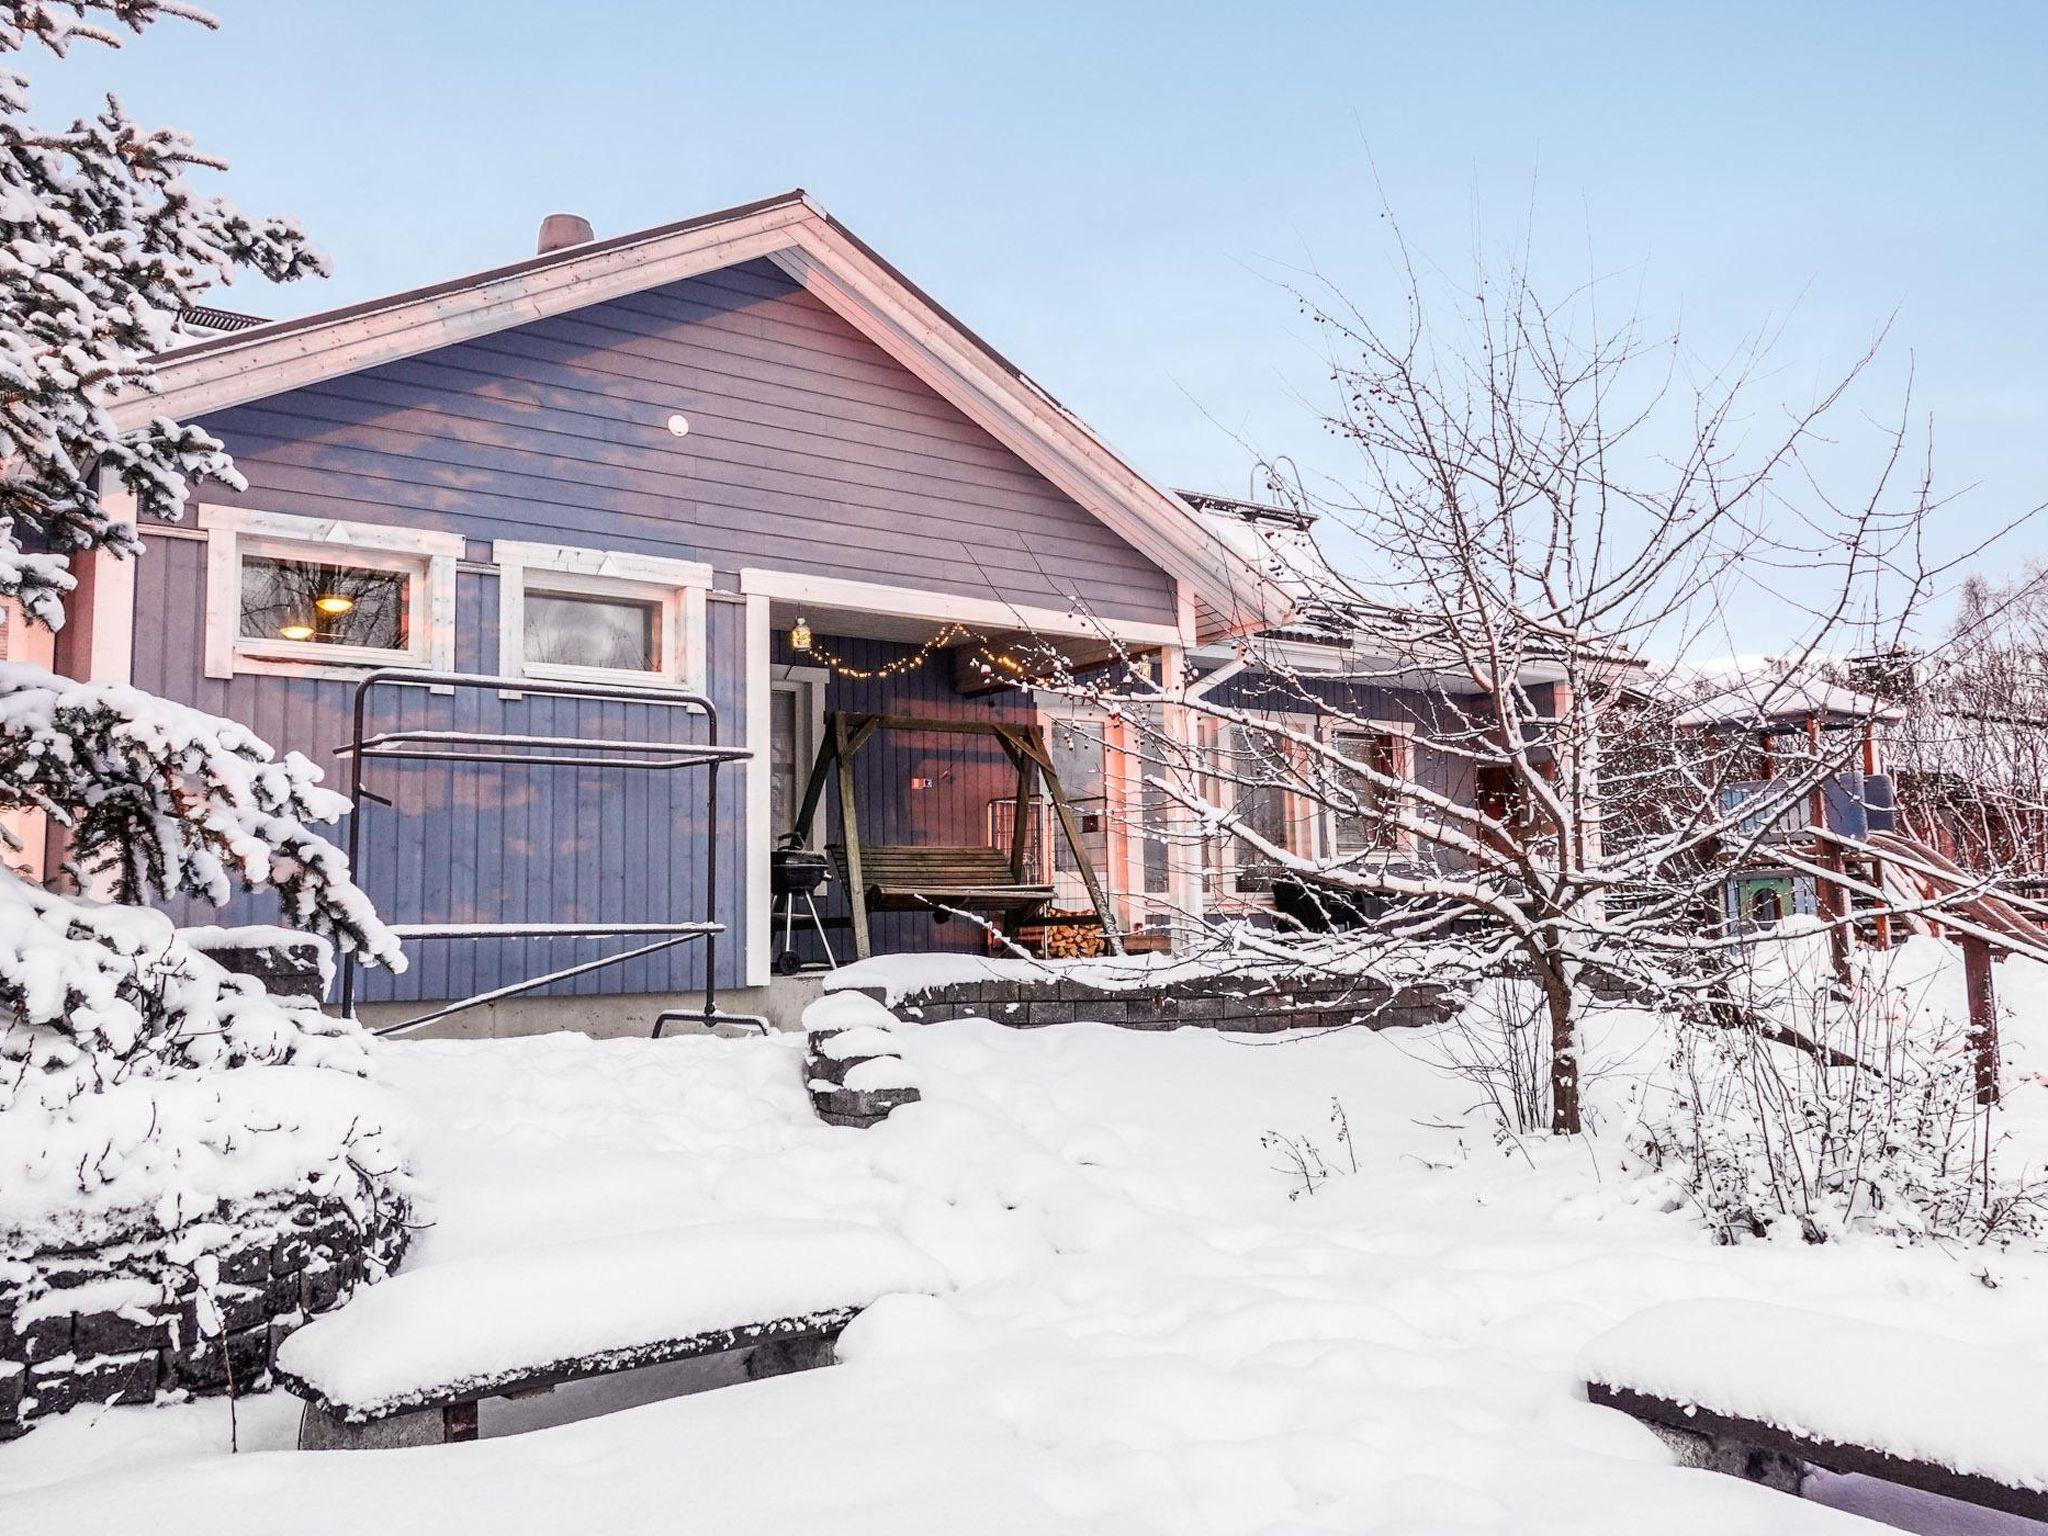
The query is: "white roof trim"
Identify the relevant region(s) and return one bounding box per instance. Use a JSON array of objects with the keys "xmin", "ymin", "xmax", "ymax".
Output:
[{"xmin": 118, "ymin": 195, "xmax": 1290, "ymax": 643}]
